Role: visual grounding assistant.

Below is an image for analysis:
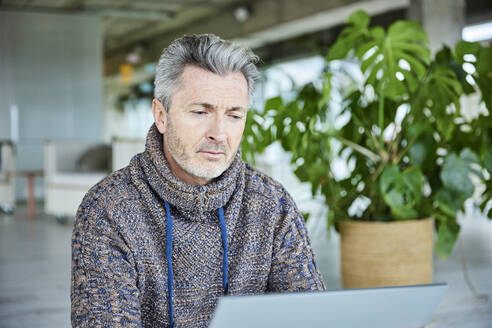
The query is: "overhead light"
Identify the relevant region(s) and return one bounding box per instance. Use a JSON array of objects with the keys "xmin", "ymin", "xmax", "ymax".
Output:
[
  {"xmin": 462, "ymin": 21, "xmax": 492, "ymax": 42},
  {"xmin": 126, "ymin": 46, "xmax": 143, "ymax": 64},
  {"xmin": 126, "ymin": 52, "xmax": 141, "ymax": 64},
  {"xmin": 234, "ymin": 6, "xmax": 250, "ymax": 23}
]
